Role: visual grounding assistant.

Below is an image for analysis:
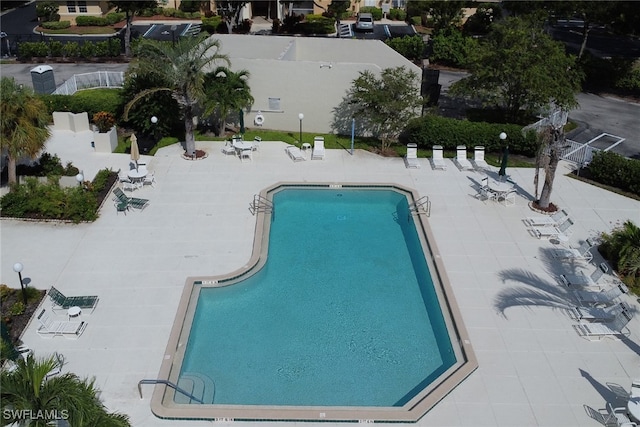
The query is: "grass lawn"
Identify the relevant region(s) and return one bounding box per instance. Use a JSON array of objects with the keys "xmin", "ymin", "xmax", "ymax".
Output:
[{"xmin": 37, "ymin": 26, "xmax": 118, "ymax": 35}]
